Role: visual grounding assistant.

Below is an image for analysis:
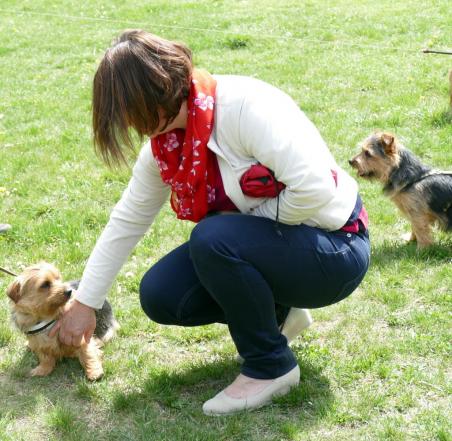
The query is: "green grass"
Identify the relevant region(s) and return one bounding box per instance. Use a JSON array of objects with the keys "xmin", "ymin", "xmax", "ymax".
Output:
[{"xmin": 0, "ymin": 1, "xmax": 451, "ymax": 440}]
